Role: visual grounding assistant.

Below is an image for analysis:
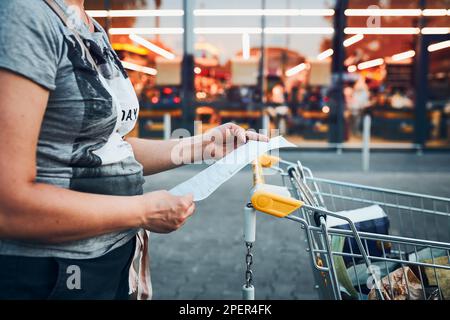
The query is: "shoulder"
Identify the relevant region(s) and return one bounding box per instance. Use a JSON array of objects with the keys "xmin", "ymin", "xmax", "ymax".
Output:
[
  {"xmin": 0, "ymin": 0, "xmax": 62, "ymax": 35},
  {"xmin": 0, "ymin": 0, "xmax": 54, "ymax": 19},
  {"xmin": 0, "ymin": 0, "xmax": 65, "ymax": 90}
]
